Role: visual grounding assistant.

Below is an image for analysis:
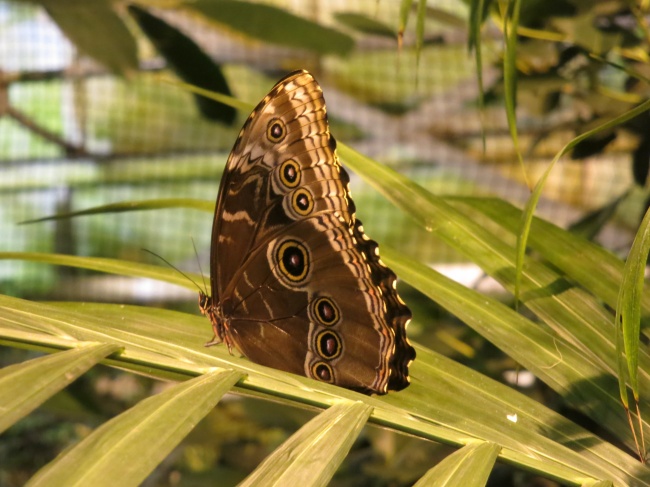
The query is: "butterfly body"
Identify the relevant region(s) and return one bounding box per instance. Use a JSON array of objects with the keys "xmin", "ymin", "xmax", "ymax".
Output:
[{"xmin": 200, "ymin": 70, "xmax": 414, "ymax": 395}]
